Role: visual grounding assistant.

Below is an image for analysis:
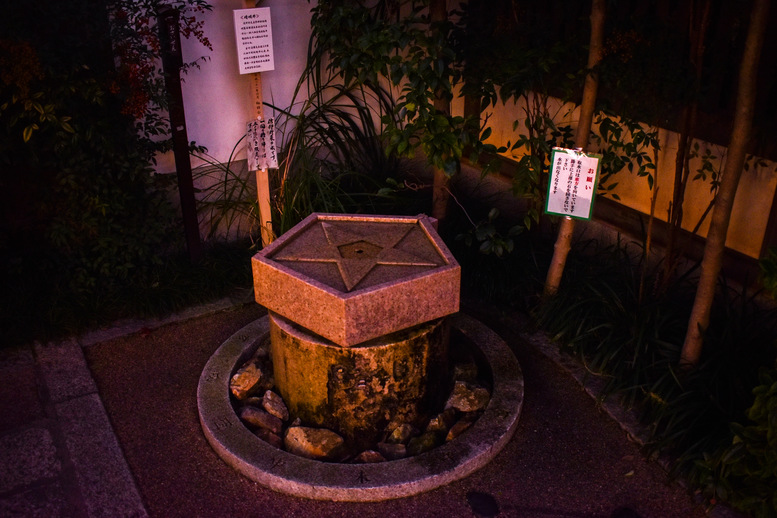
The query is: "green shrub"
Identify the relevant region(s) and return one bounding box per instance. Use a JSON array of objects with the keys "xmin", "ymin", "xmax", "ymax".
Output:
[
  {"xmin": 531, "ymin": 237, "xmax": 777, "ymax": 513},
  {"xmin": 704, "ymin": 366, "xmax": 777, "ymax": 517},
  {"xmin": 1, "ymin": 102, "xmax": 181, "ymax": 344},
  {"xmin": 0, "ymin": 0, "xmax": 219, "ymax": 346},
  {"xmin": 759, "ymin": 247, "xmax": 777, "ymax": 299}
]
